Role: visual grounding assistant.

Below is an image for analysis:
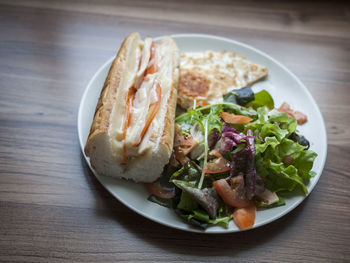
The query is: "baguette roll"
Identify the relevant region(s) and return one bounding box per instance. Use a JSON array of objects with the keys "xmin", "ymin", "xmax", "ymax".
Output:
[{"xmin": 85, "ymin": 33, "xmax": 180, "ymax": 182}]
